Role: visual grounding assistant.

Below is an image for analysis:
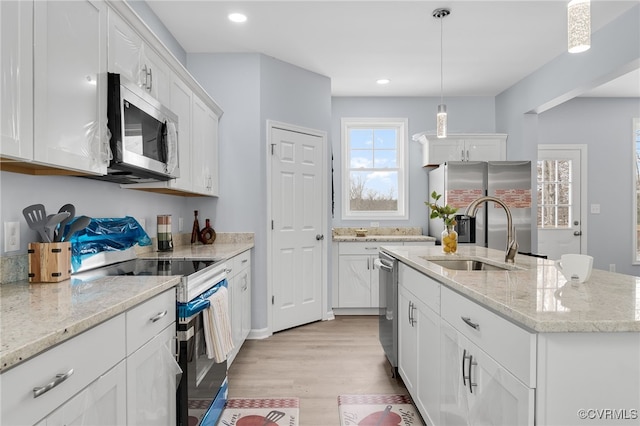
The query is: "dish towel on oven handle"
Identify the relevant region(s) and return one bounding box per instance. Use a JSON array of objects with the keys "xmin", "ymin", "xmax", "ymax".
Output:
[{"xmin": 202, "ymin": 286, "xmax": 235, "ymax": 362}]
